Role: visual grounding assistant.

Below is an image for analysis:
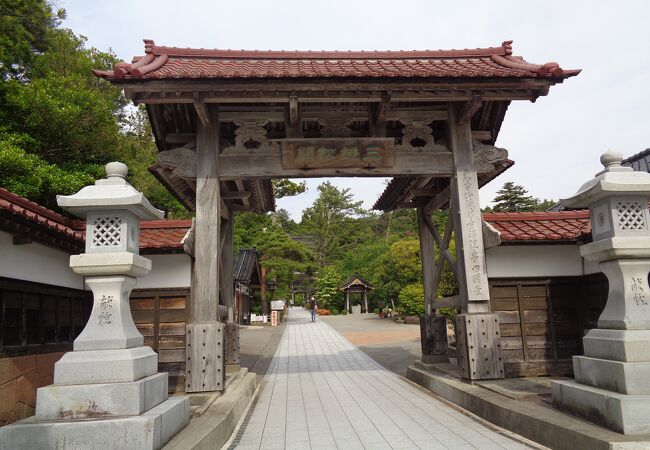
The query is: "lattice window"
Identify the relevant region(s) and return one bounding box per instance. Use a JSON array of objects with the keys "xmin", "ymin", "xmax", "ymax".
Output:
[
  {"xmin": 92, "ymin": 216, "xmax": 122, "ymax": 247},
  {"xmin": 616, "ymin": 201, "xmax": 647, "ymax": 231}
]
